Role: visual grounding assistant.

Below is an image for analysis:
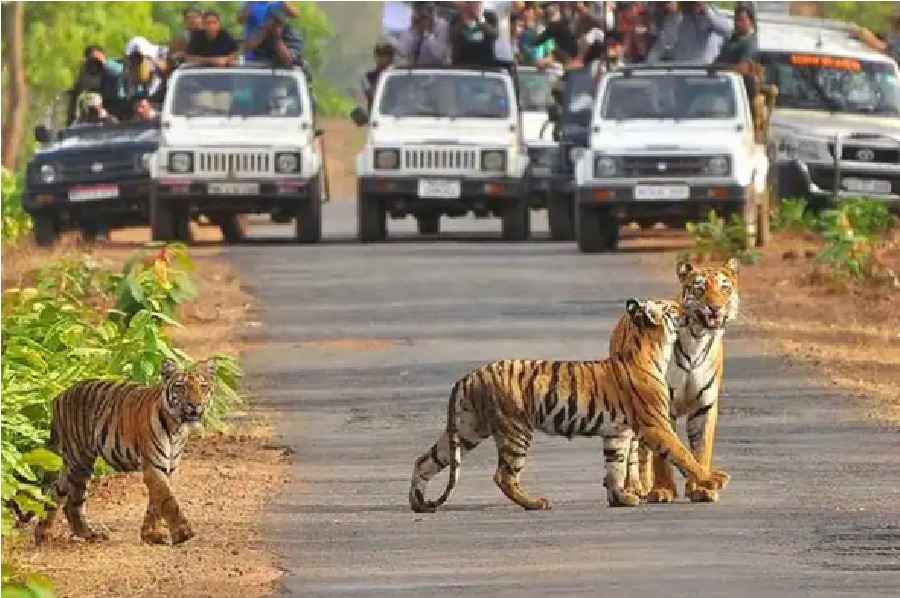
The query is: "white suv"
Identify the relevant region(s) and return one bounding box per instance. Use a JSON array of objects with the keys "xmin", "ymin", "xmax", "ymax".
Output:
[
  {"xmin": 351, "ymin": 65, "xmax": 530, "ymax": 242},
  {"xmin": 574, "ymin": 65, "xmax": 771, "ymax": 253},
  {"xmin": 153, "ymin": 62, "xmax": 326, "ymax": 243}
]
